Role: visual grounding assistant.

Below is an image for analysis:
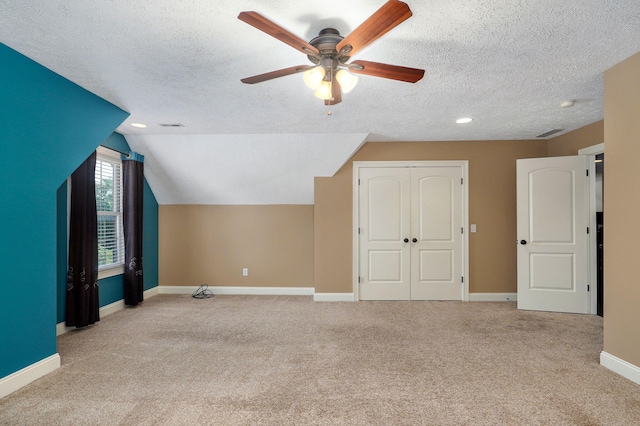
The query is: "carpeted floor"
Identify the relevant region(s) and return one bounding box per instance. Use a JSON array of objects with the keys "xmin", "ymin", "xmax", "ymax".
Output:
[{"xmin": 1, "ymin": 295, "xmax": 639, "ymax": 425}]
